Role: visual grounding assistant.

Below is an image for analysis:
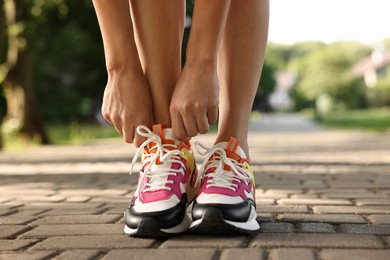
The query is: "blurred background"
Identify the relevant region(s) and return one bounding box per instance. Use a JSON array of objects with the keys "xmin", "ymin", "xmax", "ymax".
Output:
[{"xmin": 0, "ymin": 0, "xmax": 389, "ymax": 150}]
